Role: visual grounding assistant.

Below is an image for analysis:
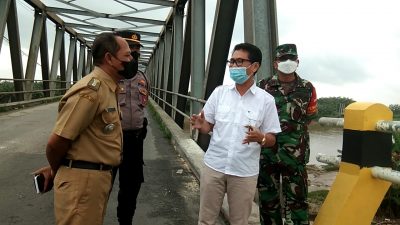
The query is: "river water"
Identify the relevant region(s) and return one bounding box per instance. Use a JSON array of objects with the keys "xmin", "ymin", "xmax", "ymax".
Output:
[{"xmin": 309, "ymin": 125, "xmax": 343, "ymax": 165}]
